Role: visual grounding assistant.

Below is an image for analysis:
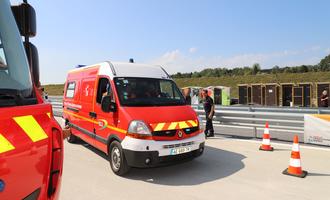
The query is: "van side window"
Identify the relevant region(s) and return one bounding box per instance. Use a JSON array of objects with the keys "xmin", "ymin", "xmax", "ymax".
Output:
[
  {"xmin": 96, "ymin": 78, "xmax": 111, "ymax": 104},
  {"xmin": 65, "ymin": 82, "xmax": 76, "ymax": 98}
]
